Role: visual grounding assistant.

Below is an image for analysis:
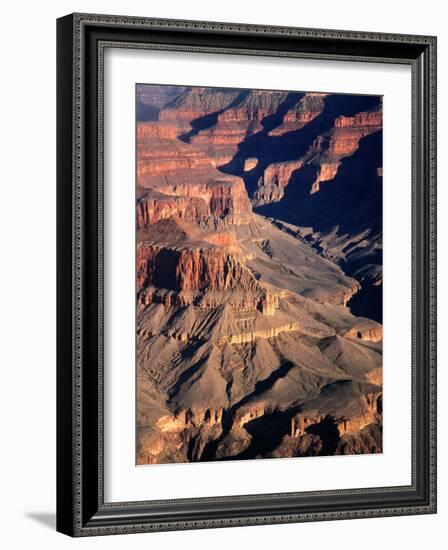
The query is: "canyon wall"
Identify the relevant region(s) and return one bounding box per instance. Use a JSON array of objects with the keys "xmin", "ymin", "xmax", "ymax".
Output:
[{"xmin": 135, "ymin": 84, "xmax": 383, "ymax": 464}]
